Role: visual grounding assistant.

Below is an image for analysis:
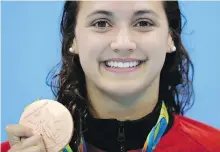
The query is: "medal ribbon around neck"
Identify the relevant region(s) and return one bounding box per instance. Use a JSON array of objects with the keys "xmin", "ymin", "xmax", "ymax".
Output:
[{"xmin": 62, "ymin": 101, "xmax": 169, "ymax": 152}]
